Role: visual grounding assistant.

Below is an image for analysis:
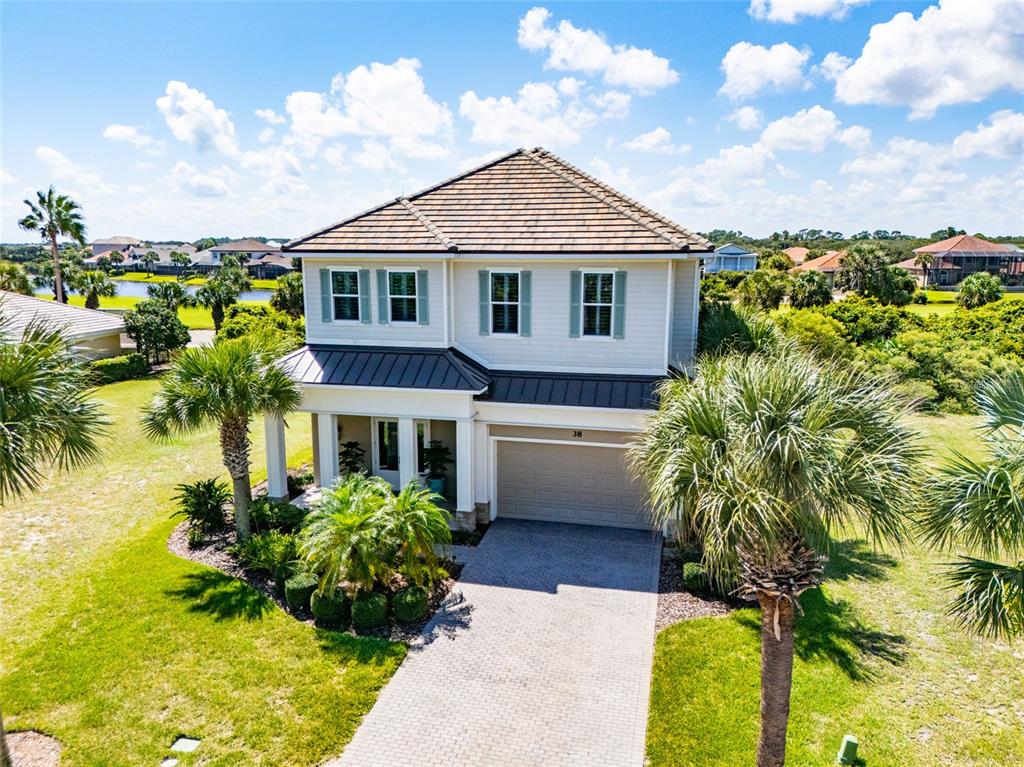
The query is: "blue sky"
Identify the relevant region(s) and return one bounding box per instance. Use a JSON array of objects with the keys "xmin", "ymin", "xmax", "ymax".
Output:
[{"xmin": 2, "ymin": 1, "xmax": 1022, "ymax": 242}]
